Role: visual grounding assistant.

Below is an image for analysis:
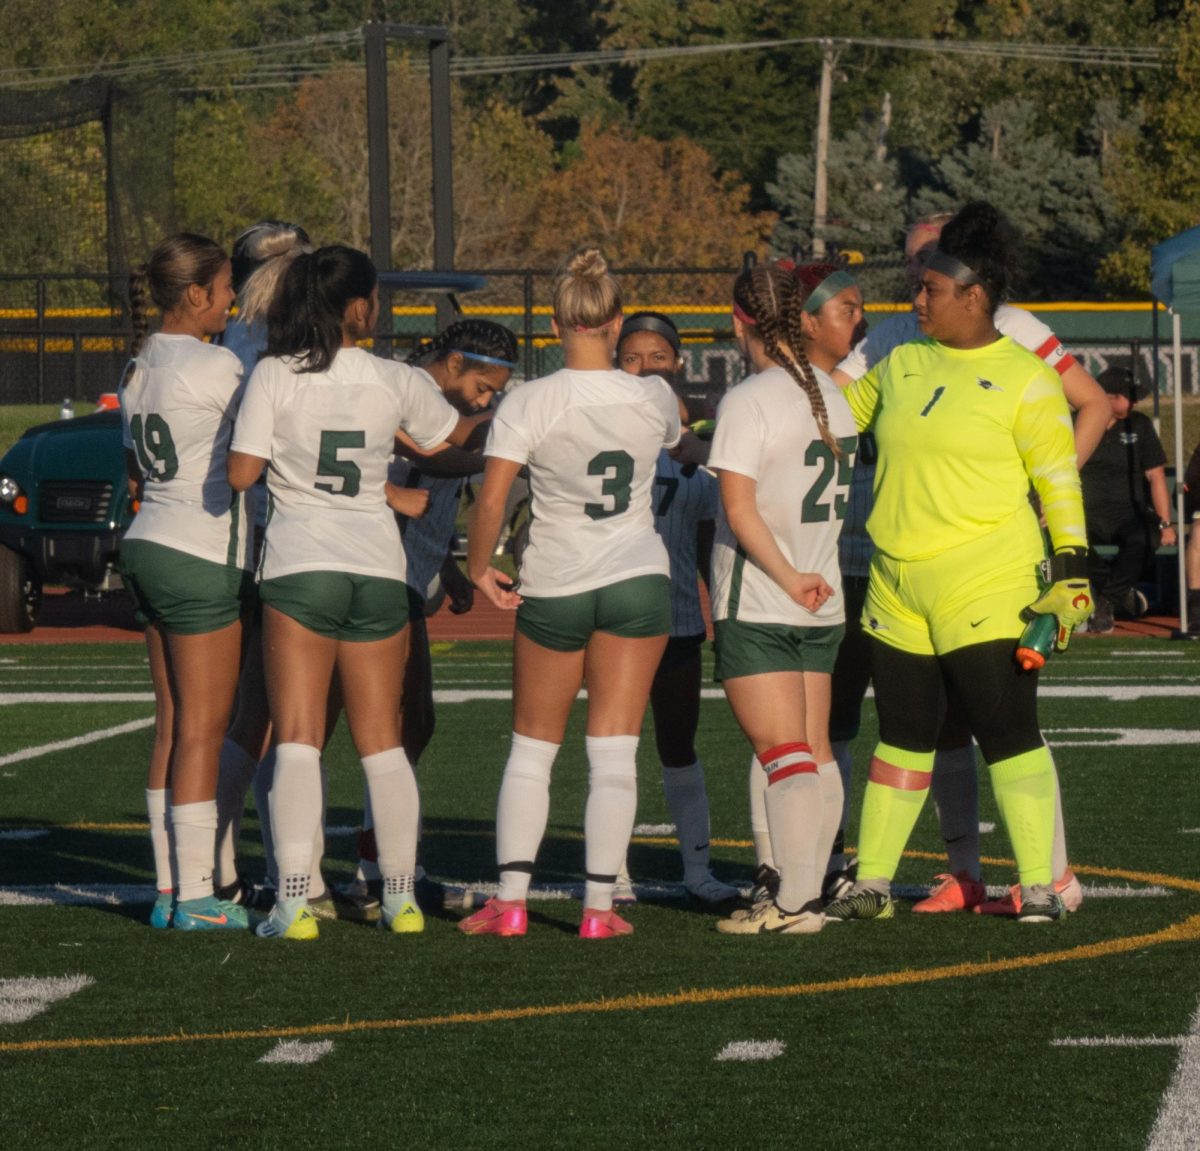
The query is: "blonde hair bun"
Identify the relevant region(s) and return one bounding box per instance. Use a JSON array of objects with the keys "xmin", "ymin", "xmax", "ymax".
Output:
[{"xmin": 553, "ymin": 246, "xmax": 621, "ymax": 331}]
